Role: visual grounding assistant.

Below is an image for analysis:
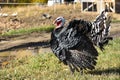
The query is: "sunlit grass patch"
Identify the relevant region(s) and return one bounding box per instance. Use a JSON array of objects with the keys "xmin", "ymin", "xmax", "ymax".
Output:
[
  {"xmin": 1, "ymin": 25, "xmax": 54, "ymax": 36},
  {"xmin": 0, "ymin": 53, "xmax": 69, "ymax": 79},
  {"xmin": 112, "ymin": 20, "xmax": 120, "ymax": 23},
  {"xmin": 96, "ymin": 38, "xmax": 120, "ymax": 74}
]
